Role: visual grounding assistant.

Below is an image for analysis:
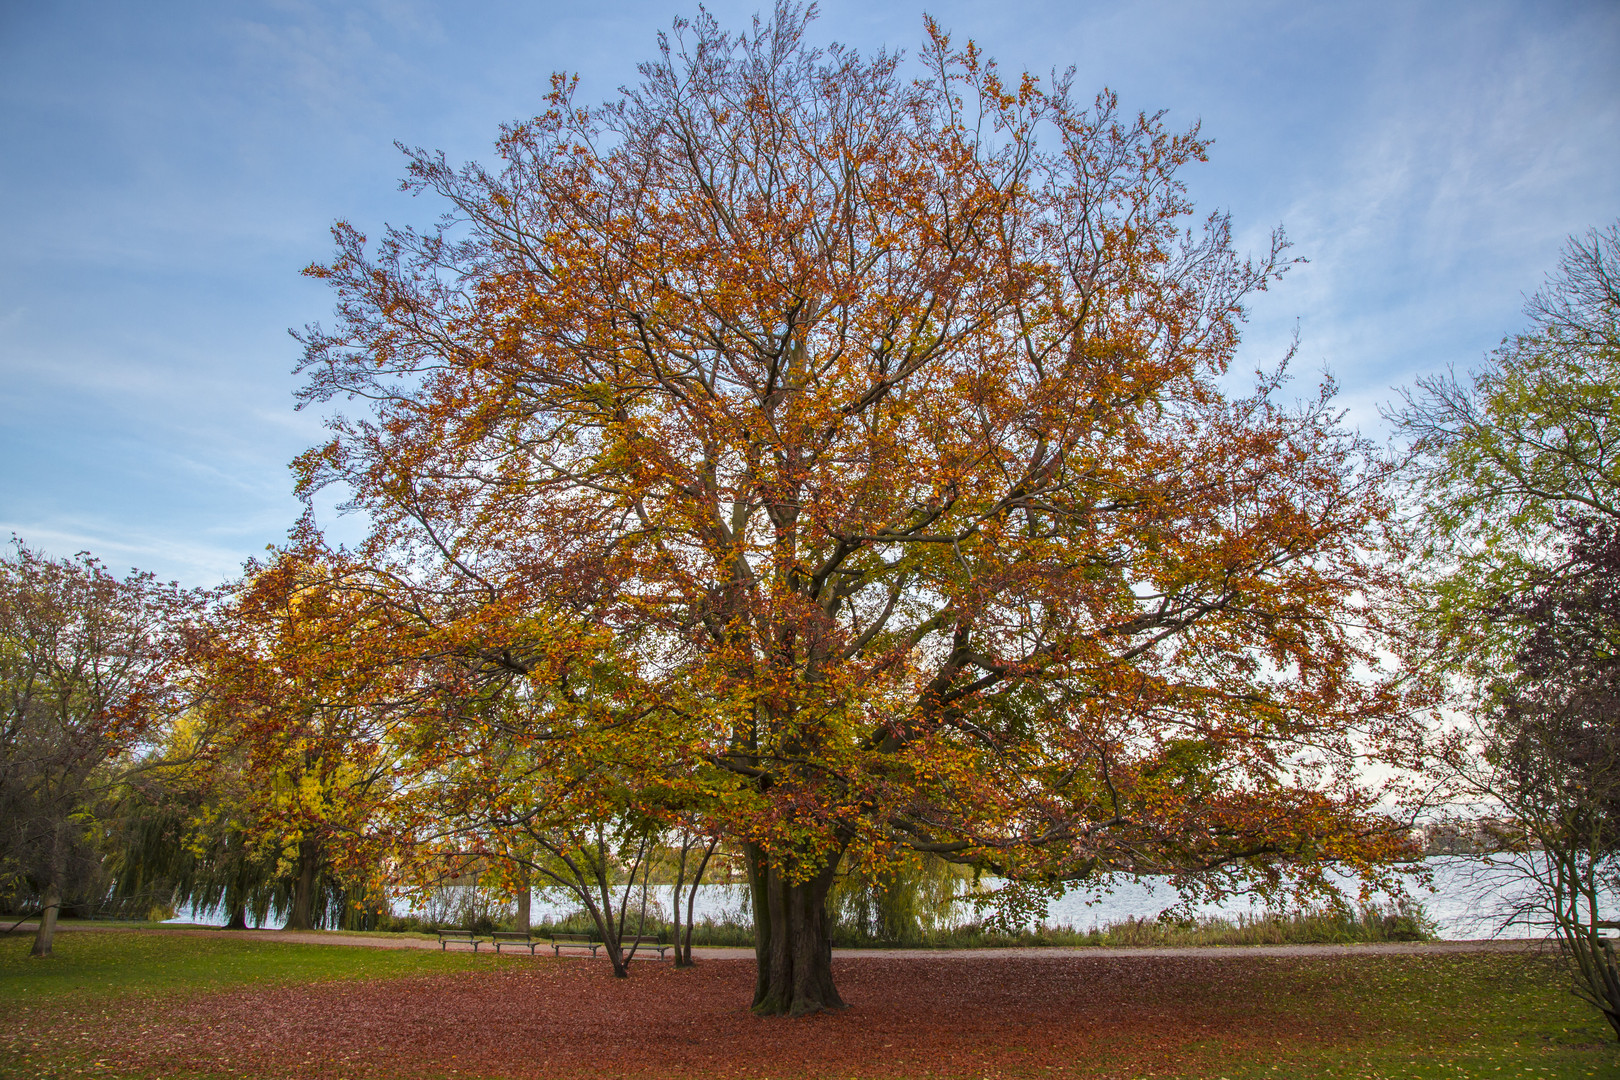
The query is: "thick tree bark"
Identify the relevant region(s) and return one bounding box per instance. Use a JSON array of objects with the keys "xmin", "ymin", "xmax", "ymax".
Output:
[
  {"xmin": 747, "ymin": 845, "xmax": 844, "ymax": 1016},
  {"xmin": 284, "ymin": 839, "xmax": 319, "ymax": 931},
  {"xmin": 515, "ymin": 864, "xmax": 531, "ymax": 935},
  {"xmin": 224, "ymin": 867, "xmax": 250, "ymax": 929},
  {"xmin": 30, "ymin": 880, "xmax": 61, "ymax": 958}
]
